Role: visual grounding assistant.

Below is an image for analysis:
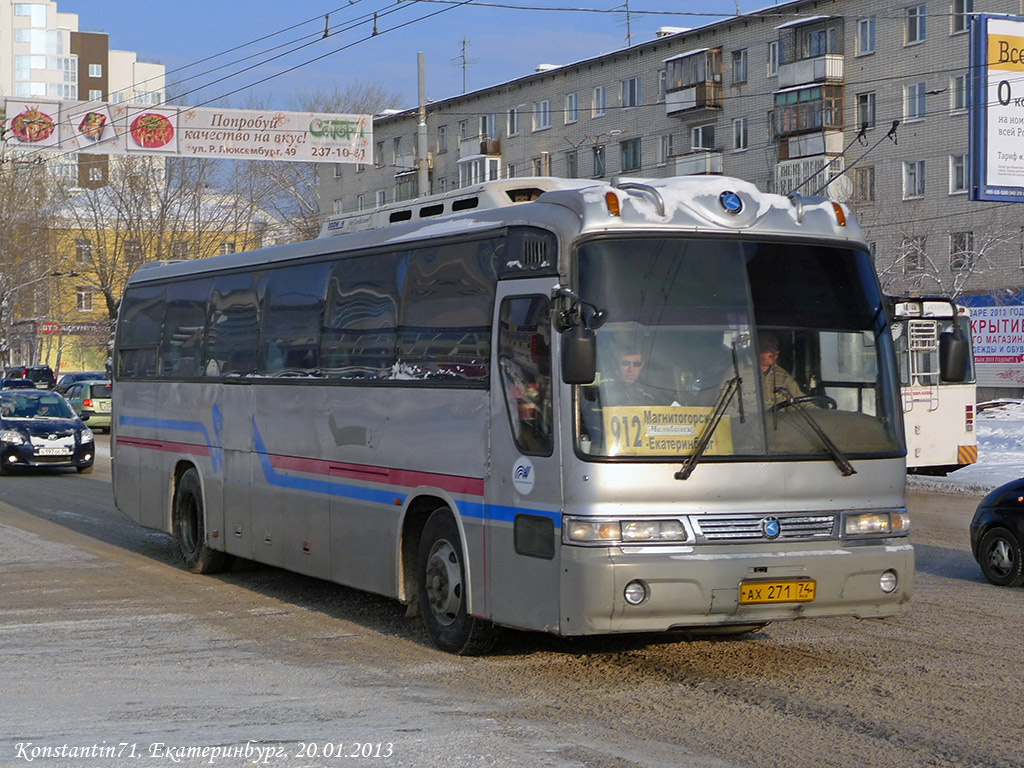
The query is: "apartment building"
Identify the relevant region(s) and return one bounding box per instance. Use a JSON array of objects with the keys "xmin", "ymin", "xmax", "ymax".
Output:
[
  {"xmin": 321, "ymin": 0, "xmax": 1023, "ymax": 302},
  {"xmin": 1, "ymin": 0, "xmax": 166, "ymax": 187}
]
